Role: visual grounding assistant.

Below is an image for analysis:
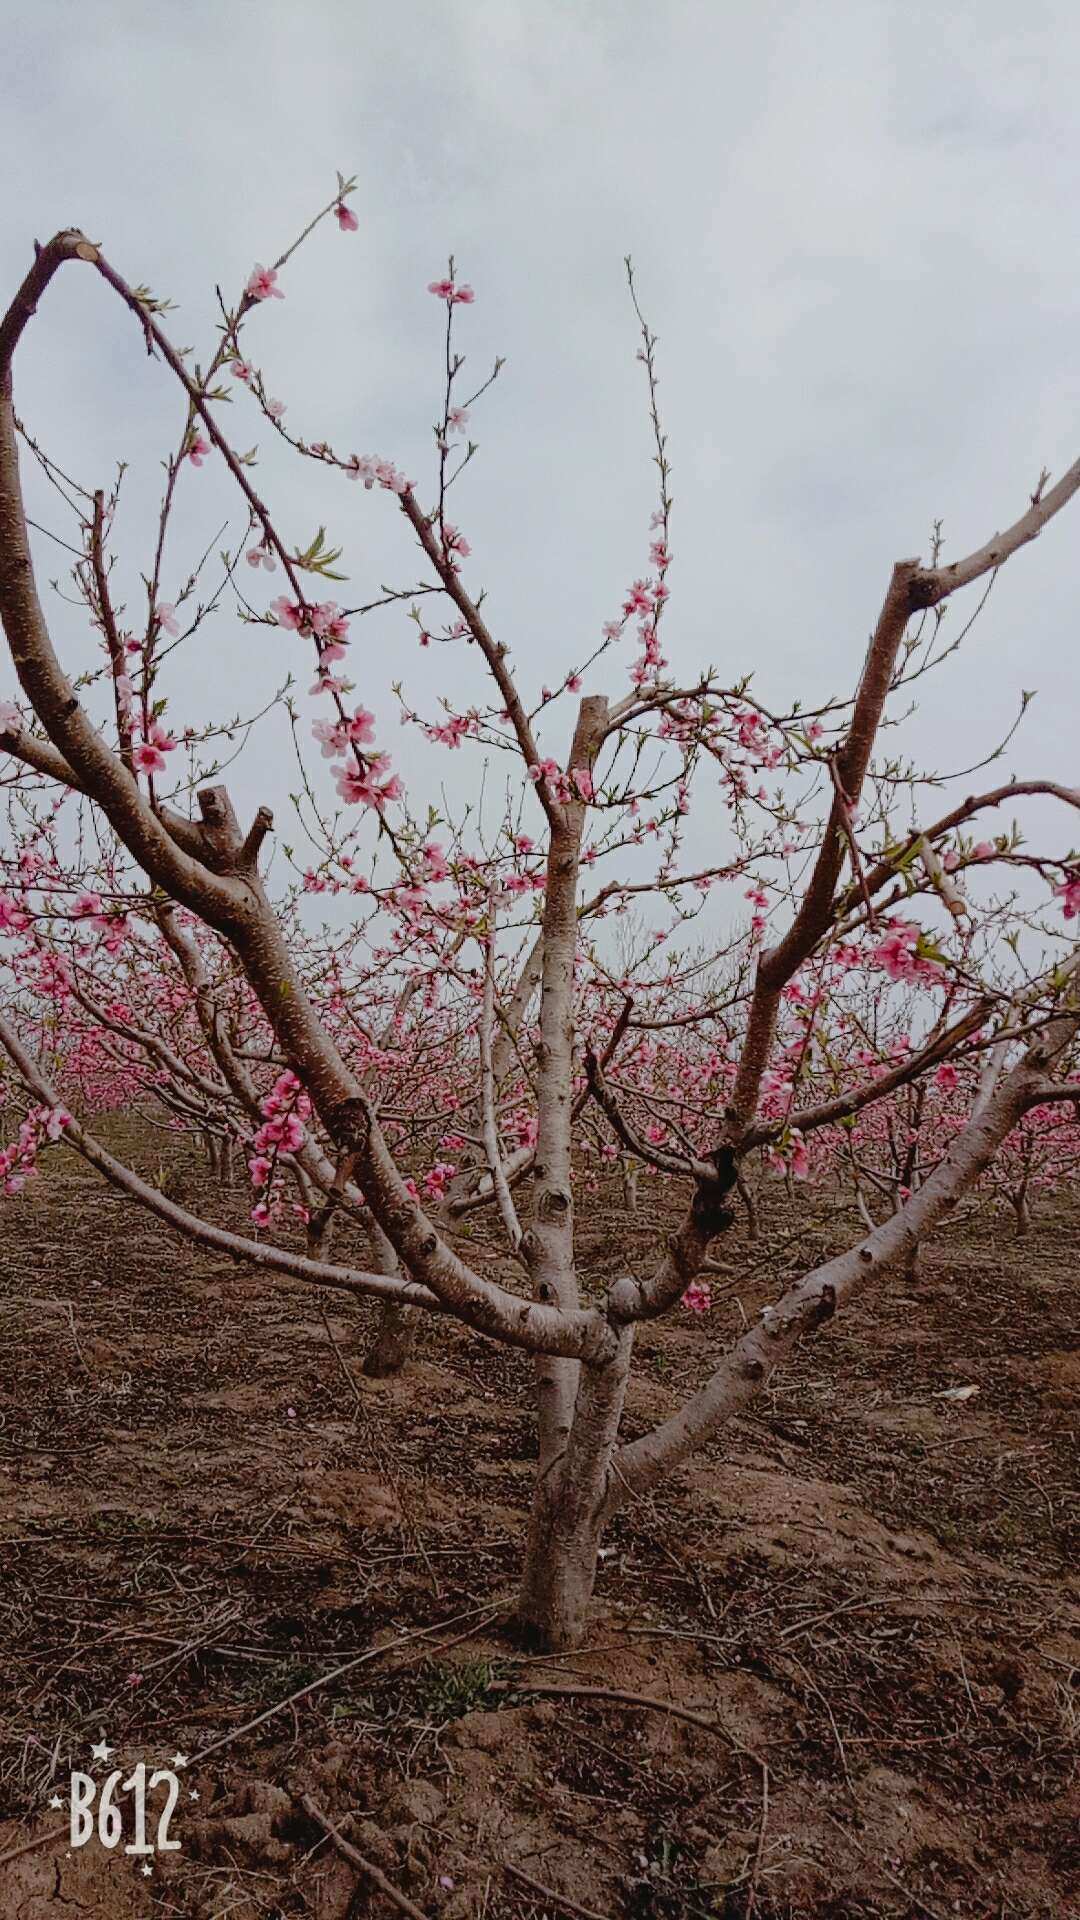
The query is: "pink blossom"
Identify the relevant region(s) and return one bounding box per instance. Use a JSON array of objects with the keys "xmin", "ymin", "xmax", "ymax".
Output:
[
  {"xmin": 311, "ymin": 602, "xmax": 350, "ymax": 644},
  {"xmin": 873, "ymin": 920, "xmax": 942, "ymax": 984},
  {"xmin": 0, "ymin": 894, "xmax": 30, "ymax": 933},
  {"xmin": 447, "ymin": 406, "xmax": 470, "ymax": 434},
  {"xmin": 1054, "ymin": 873, "xmax": 1080, "ymax": 919},
  {"xmin": 133, "ymin": 741, "xmax": 167, "ymax": 776},
  {"xmin": 246, "ymin": 545, "xmax": 276, "ymax": 571},
  {"xmin": 265, "ymin": 397, "xmax": 285, "ymax": 420},
  {"xmin": 246, "ymin": 263, "xmax": 283, "ymax": 302},
  {"xmin": 334, "ymin": 759, "xmax": 402, "ymax": 811},
  {"xmin": 935, "ymin": 1063, "xmax": 959, "ymax": 1092},
  {"xmin": 155, "ymin": 603, "xmax": 180, "ymax": 637},
  {"xmin": 312, "ymin": 718, "xmax": 347, "ymax": 759},
  {"xmin": 187, "ymin": 435, "xmax": 211, "ymax": 468},
  {"xmin": 428, "ymin": 278, "xmax": 455, "ymax": 299},
  {"xmin": 231, "ymin": 359, "xmax": 254, "ymax": 383},
  {"xmin": 335, "ymin": 202, "xmax": 359, "ymax": 232},
  {"xmin": 0, "ymin": 702, "xmax": 20, "ymax": 734},
  {"xmin": 681, "ymin": 1281, "xmax": 712, "ymax": 1314},
  {"xmin": 270, "ymin": 597, "xmax": 304, "ymax": 631}
]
